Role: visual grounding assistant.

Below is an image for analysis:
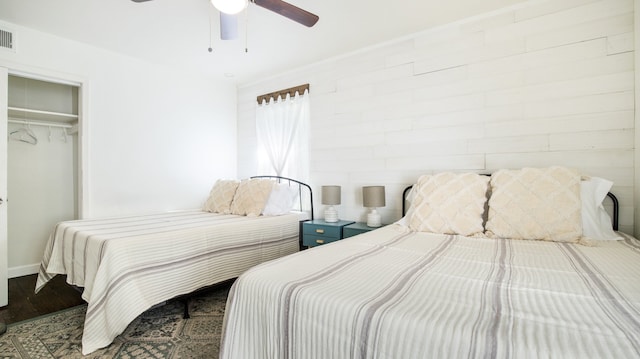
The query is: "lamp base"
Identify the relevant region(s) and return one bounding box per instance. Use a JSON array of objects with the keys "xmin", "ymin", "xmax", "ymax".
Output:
[
  {"xmin": 324, "ymin": 206, "xmax": 339, "ymax": 222},
  {"xmin": 367, "ymin": 209, "xmax": 382, "ymax": 227}
]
